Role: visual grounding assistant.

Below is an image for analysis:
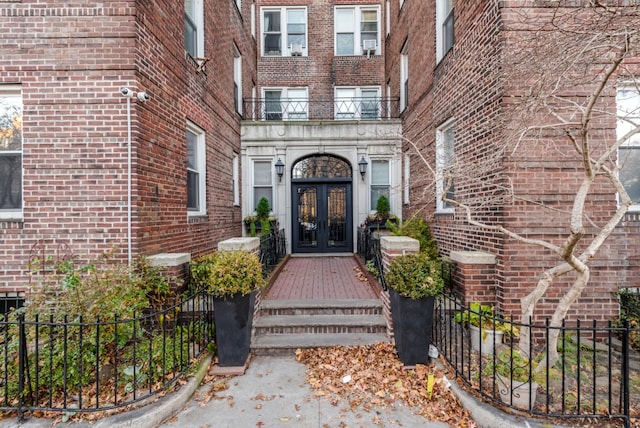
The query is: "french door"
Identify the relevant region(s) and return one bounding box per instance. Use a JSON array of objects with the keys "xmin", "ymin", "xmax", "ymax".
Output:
[{"xmin": 292, "ymin": 183, "xmax": 353, "ymax": 253}]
